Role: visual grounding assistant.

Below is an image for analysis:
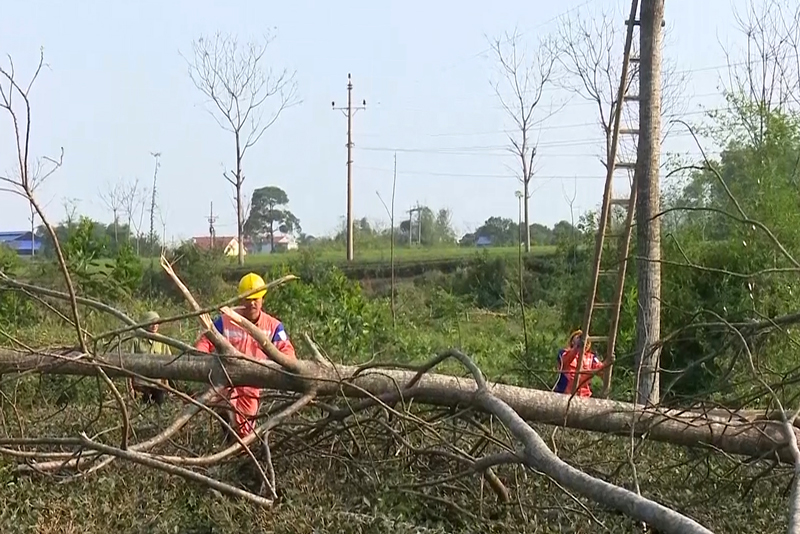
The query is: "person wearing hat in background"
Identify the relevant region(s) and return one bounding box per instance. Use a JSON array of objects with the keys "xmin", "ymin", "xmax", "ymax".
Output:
[
  {"xmin": 553, "ymin": 329, "xmax": 606, "ymax": 398},
  {"xmin": 194, "ymin": 272, "xmax": 297, "ymax": 441},
  {"xmin": 129, "ymin": 310, "xmax": 173, "ymax": 405}
]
